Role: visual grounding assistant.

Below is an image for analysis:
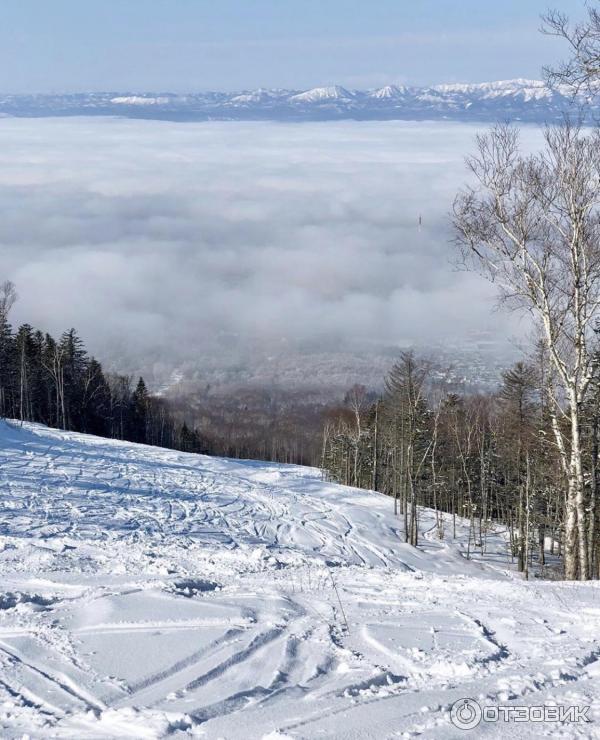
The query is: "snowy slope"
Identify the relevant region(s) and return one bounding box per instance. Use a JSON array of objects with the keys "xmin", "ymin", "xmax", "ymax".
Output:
[{"xmin": 0, "ymin": 421, "xmax": 599, "ymax": 738}]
